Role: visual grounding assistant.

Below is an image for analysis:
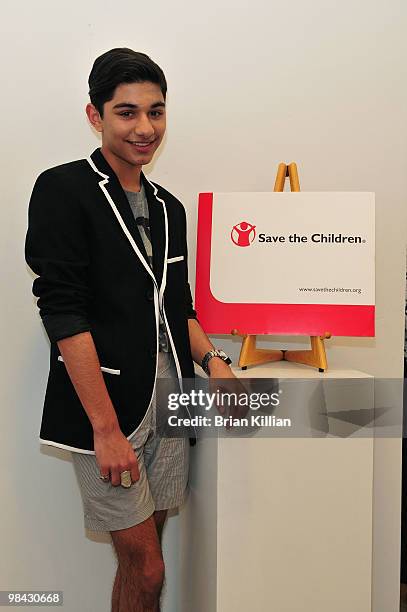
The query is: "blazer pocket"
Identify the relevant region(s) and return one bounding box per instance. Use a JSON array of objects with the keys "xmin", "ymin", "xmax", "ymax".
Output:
[
  {"xmin": 57, "ymin": 355, "xmax": 121, "ymax": 375},
  {"xmin": 167, "ymin": 255, "xmax": 184, "ymax": 263}
]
